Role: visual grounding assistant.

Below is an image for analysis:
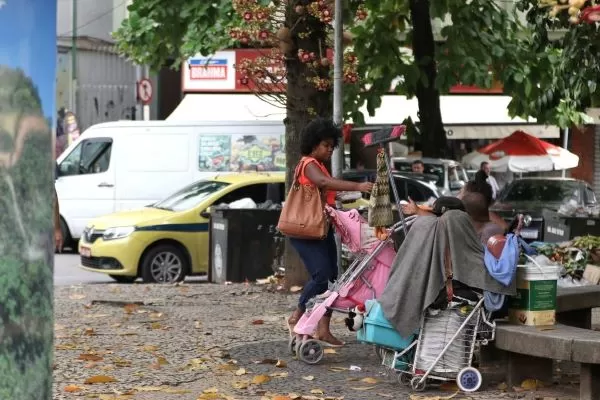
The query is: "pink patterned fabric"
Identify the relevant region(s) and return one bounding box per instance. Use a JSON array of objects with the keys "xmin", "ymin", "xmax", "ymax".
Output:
[{"xmin": 294, "ymin": 208, "xmax": 396, "ymax": 335}]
